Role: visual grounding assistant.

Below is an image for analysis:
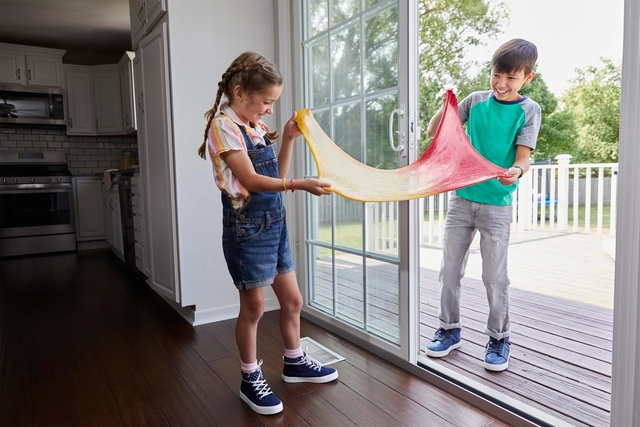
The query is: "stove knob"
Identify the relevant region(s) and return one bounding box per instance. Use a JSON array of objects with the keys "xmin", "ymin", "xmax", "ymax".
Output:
[
  {"xmin": 2, "ymin": 178, "xmax": 6, "ymax": 184},
  {"xmin": 57, "ymin": 177, "xmax": 62, "ymax": 182},
  {"xmin": 13, "ymin": 178, "xmax": 18, "ymax": 184},
  {"xmin": 31, "ymin": 178, "xmax": 35, "ymax": 183},
  {"xmin": 47, "ymin": 177, "xmax": 52, "ymax": 183}
]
